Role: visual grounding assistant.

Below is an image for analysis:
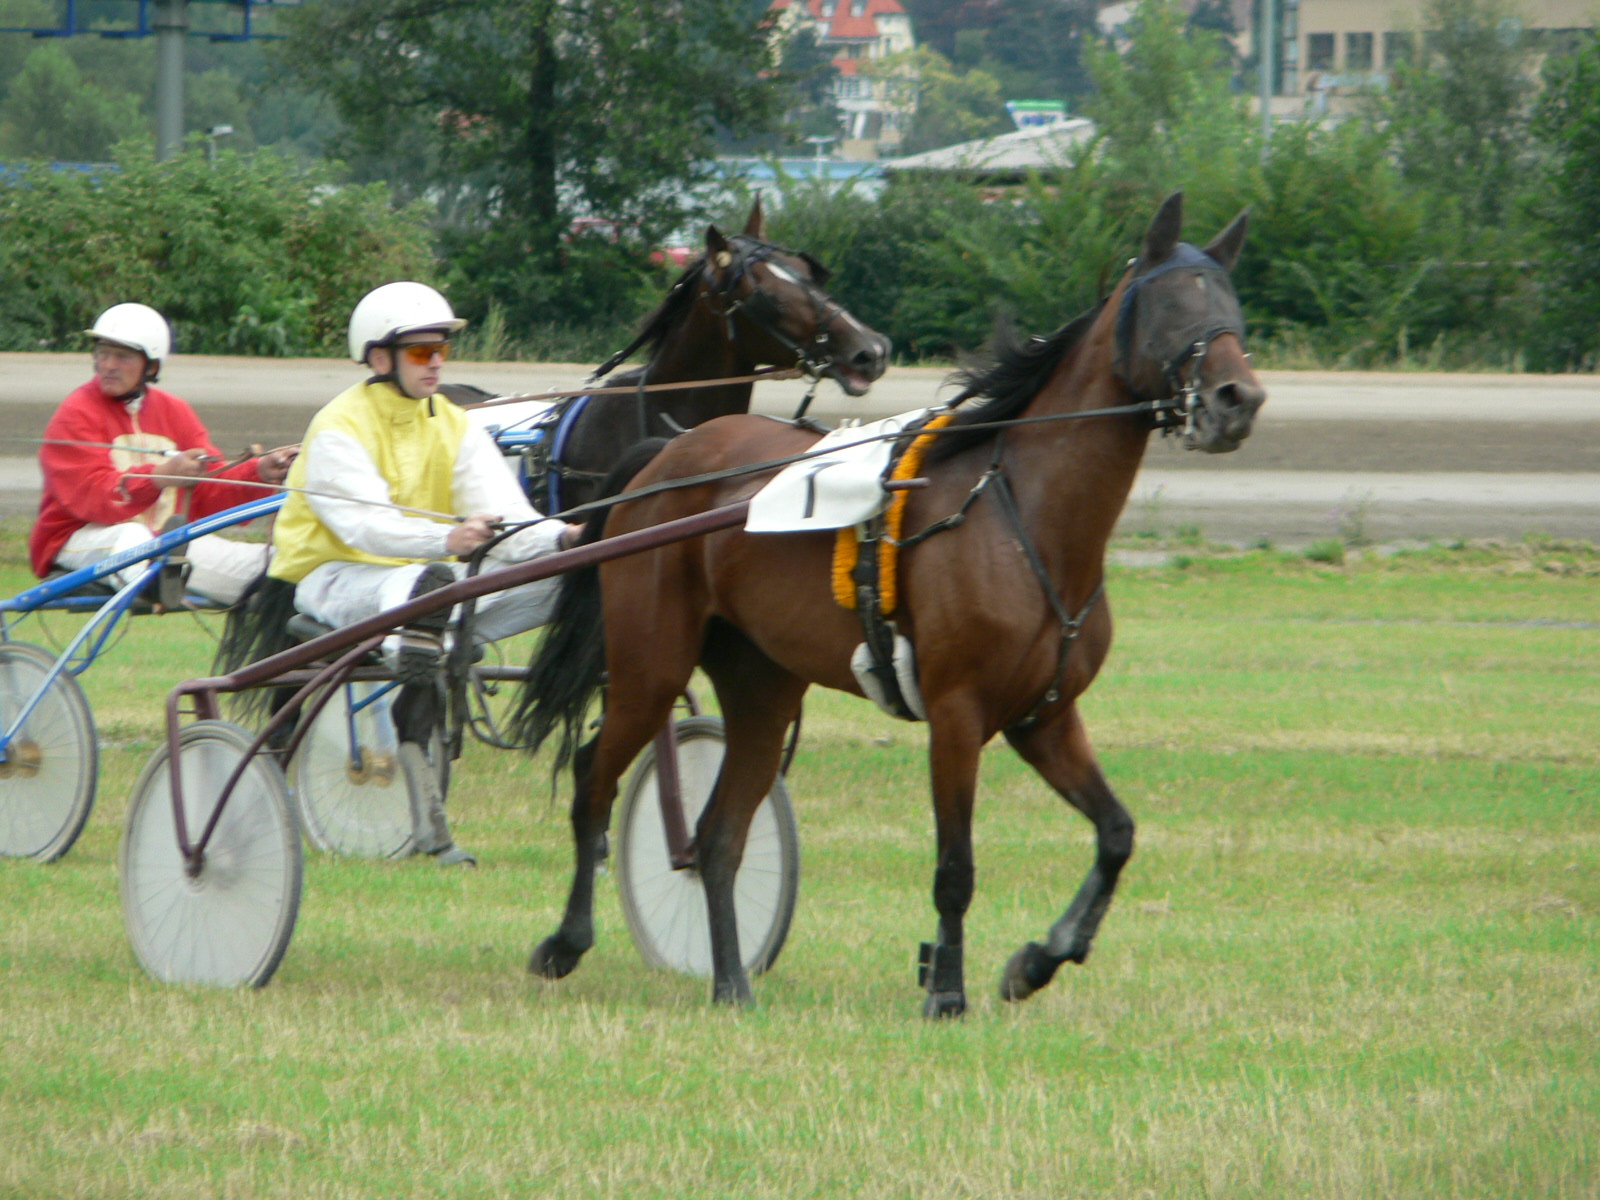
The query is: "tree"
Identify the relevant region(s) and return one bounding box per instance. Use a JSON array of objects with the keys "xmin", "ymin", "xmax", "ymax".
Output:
[
  {"xmin": 0, "ymin": 44, "xmax": 144, "ymax": 162},
  {"xmin": 904, "ymin": 0, "xmax": 1098, "ymax": 105},
  {"xmin": 870, "ymin": 47, "xmax": 1009, "ymax": 155},
  {"xmin": 1378, "ymin": 0, "xmax": 1533, "ymax": 230},
  {"xmin": 277, "ymin": 0, "xmax": 782, "ymax": 326},
  {"xmin": 1529, "ymin": 33, "xmax": 1600, "ymax": 368},
  {"xmin": 773, "ymin": 24, "xmax": 841, "ymax": 147},
  {"xmin": 1083, "ymin": 0, "xmax": 1257, "ymax": 202}
]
